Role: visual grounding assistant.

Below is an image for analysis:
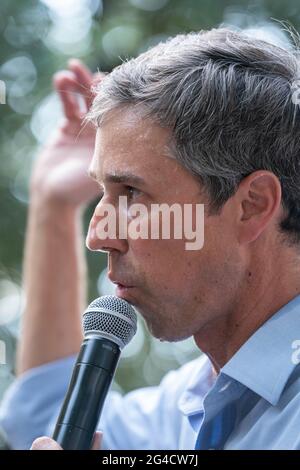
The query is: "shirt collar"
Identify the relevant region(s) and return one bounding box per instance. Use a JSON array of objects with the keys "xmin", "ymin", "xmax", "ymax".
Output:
[
  {"xmin": 222, "ymin": 294, "xmax": 300, "ymax": 406},
  {"xmin": 178, "ymin": 355, "xmax": 213, "ymax": 416}
]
